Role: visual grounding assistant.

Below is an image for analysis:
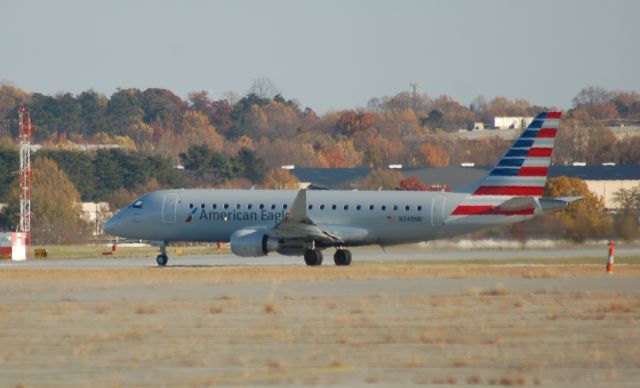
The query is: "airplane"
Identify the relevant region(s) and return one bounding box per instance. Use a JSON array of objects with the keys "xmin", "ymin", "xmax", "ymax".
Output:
[{"xmin": 104, "ymin": 111, "xmax": 581, "ymax": 267}]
